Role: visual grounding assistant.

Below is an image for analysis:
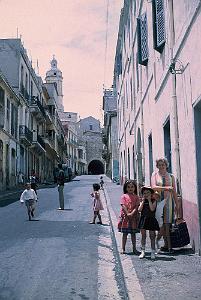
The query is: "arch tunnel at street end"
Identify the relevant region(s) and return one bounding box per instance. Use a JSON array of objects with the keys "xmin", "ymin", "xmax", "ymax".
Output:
[{"xmin": 88, "ymin": 160, "xmax": 104, "ymax": 175}]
